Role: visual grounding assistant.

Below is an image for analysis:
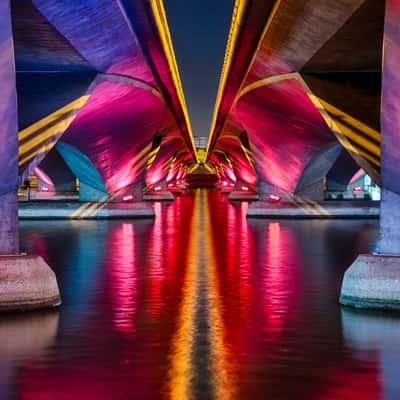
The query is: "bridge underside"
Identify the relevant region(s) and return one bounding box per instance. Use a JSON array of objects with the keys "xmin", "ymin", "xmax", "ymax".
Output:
[
  {"xmin": 3, "ymin": 0, "xmax": 390, "ymax": 203},
  {"xmin": 206, "ymin": 0, "xmax": 384, "ymax": 200},
  {"xmin": 11, "ymin": 0, "xmax": 197, "ymax": 203}
]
